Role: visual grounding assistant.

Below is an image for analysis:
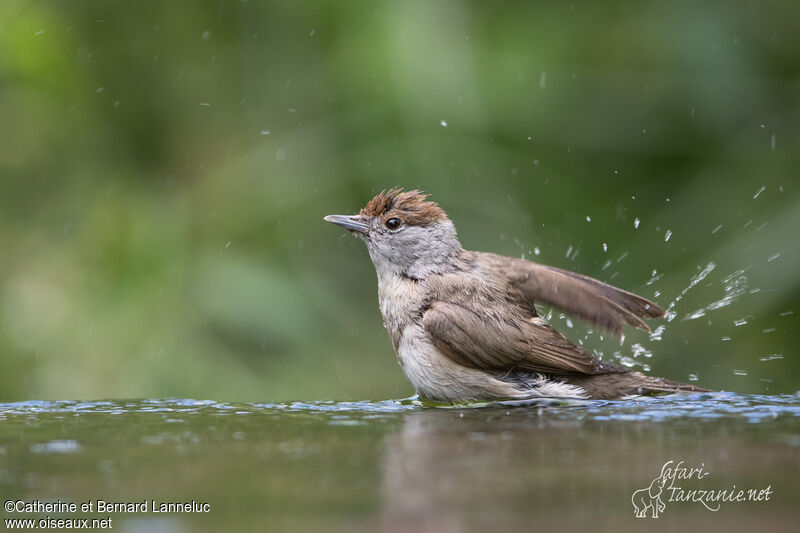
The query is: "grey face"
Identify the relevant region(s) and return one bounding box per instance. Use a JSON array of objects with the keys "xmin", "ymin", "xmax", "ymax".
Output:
[{"xmin": 324, "ymin": 214, "xmax": 462, "ymax": 280}]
